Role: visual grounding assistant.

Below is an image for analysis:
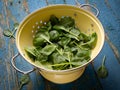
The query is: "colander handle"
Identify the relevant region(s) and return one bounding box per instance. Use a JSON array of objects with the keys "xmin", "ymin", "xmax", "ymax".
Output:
[
  {"xmin": 11, "ymin": 53, "xmax": 36, "ymax": 74},
  {"xmin": 80, "ymin": 4, "xmax": 99, "ymax": 17},
  {"xmin": 75, "ymin": 0, "xmax": 99, "ymax": 17}
]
